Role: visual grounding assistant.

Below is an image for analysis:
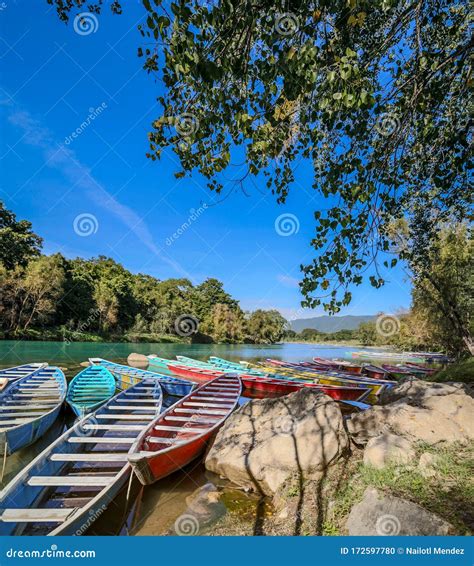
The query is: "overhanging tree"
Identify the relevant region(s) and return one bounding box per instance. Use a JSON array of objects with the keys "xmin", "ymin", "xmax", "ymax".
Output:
[{"xmin": 49, "ymin": 0, "xmax": 473, "ymax": 314}]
